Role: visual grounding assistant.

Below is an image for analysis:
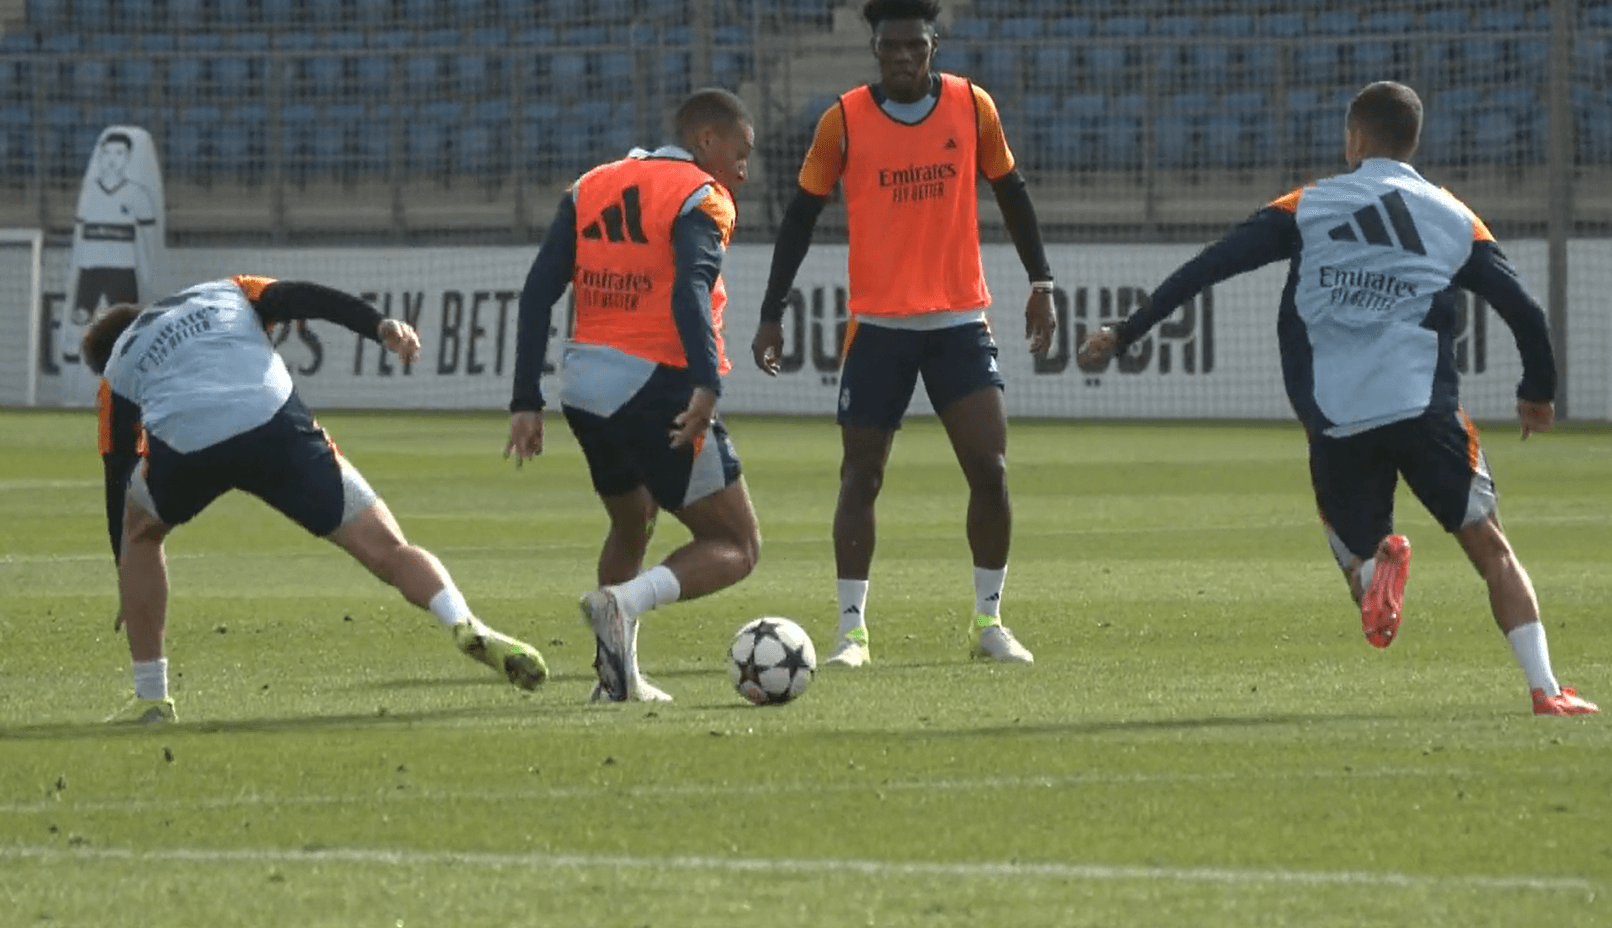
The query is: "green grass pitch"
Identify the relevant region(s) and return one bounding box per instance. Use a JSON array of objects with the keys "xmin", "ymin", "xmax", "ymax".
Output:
[{"xmin": 1, "ymin": 409, "xmax": 1608, "ymax": 927}]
